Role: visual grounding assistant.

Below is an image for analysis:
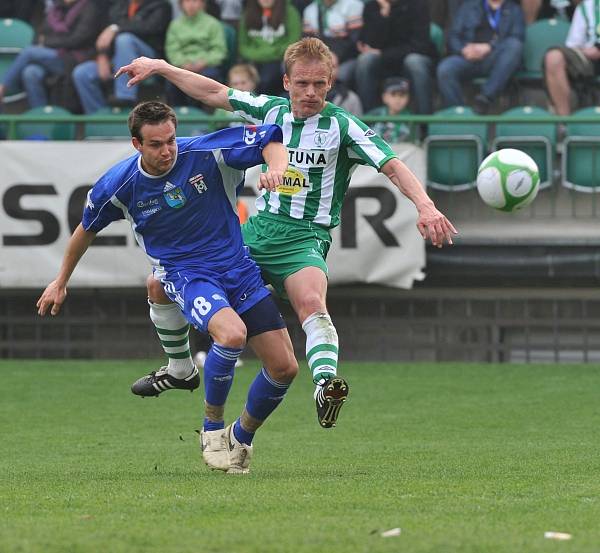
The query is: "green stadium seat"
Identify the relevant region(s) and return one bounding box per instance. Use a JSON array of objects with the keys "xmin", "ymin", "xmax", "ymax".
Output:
[
  {"xmin": 222, "ymin": 23, "xmax": 237, "ymax": 73},
  {"xmin": 175, "ymin": 106, "xmax": 211, "ymax": 137},
  {"xmin": 516, "ymin": 18, "xmax": 570, "ymax": 82},
  {"xmin": 83, "ymin": 107, "xmax": 130, "ymax": 140},
  {"xmin": 15, "ymin": 105, "xmax": 76, "ymax": 140},
  {"xmin": 424, "ymin": 106, "xmax": 487, "ymax": 191},
  {"xmin": 0, "ymin": 18, "xmax": 35, "ymax": 101},
  {"xmin": 430, "ymin": 22, "xmax": 445, "ymax": 57},
  {"xmin": 492, "ymin": 106, "xmax": 556, "ymax": 189},
  {"xmin": 562, "ymin": 106, "xmax": 600, "ymax": 192}
]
